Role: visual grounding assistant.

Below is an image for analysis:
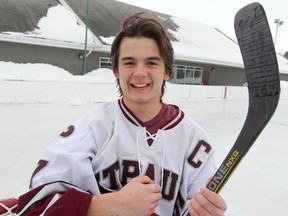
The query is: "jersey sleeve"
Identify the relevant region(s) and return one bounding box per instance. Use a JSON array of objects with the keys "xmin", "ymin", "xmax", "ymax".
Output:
[
  {"xmin": 17, "ymin": 182, "xmax": 93, "ymax": 216},
  {"xmin": 17, "ymin": 113, "xmax": 99, "ymax": 215}
]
